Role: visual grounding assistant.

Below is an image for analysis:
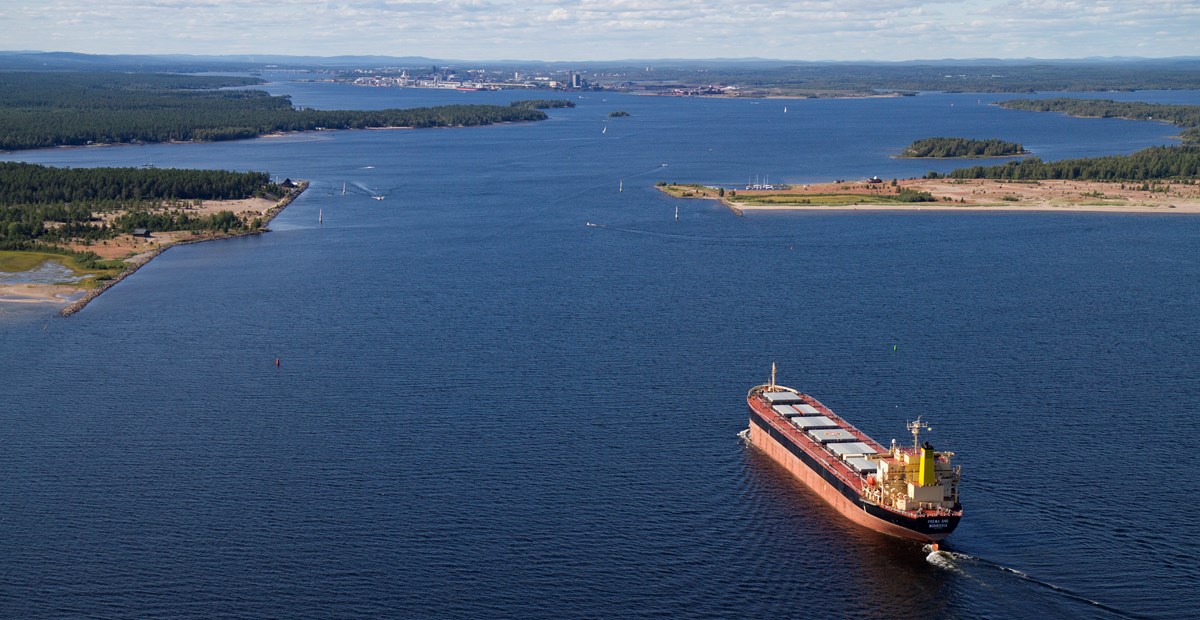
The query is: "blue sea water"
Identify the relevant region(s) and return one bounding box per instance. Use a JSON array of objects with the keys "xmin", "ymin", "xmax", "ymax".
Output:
[{"xmin": 2, "ymin": 83, "xmax": 1199, "ymax": 618}]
